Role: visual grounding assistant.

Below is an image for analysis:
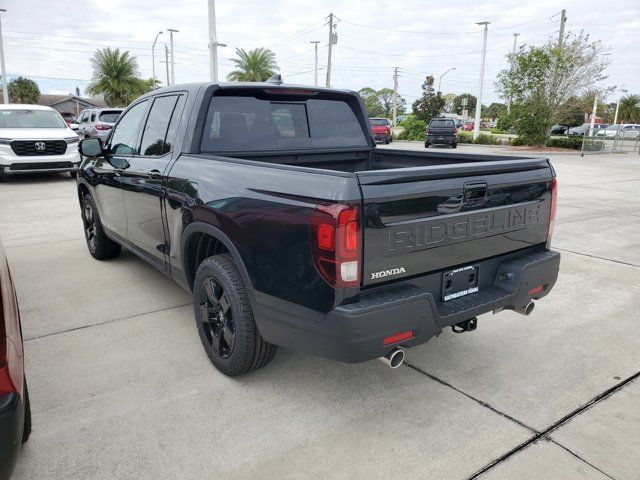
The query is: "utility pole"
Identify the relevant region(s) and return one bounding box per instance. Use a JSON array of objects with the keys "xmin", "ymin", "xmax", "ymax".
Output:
[
  {"xmin": 208, "ymin": 0, "xmax": 226, "ymax": 82},
  {"xmin": 310, "ymin": 41, "xmax": 320, "ymax": 86},
  {"xmin": 507, "ymin": 33, "xmax": 519, "ymax": 114},
  {"xmin": 473, "ymin": 21, "xmax": 490, "ymax": 140},
  {"xmin": 0, "ymin": 9, "xmax": 8, "ymax": 105},
  {"xmin": 392, "ymin": 67, "xmax": 398, "ymax": 126},
  {"xmin": 558, "ymin": 9, "xmax": 567, "ymax": 49},
  {"xmin": 164, "ymin": 44, "xmax": 170, "ymax": 87},
  {"xmin": 589, "ymin": 92, "xmax": 598, "ymax": 136},
  {"xmin": 326, "ymin": 13, "xmax": 337, "ymax": 87},
  {"xmin": 168, "ymin": 29, "xmax": 178, "ymax": 85},
  {"xmin": 152, "ymin": 31, "xmax": 163, "ymax": 88}
]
